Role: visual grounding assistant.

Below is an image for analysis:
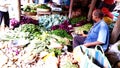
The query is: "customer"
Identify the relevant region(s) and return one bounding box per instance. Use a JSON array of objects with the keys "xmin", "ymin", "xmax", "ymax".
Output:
[
  {"xmin": 0, "ymin": 0, "xmax": 10, "ymax": 29},
  {"xmin": 73, "ymin": 9, "xmax": 109, "ymax": 52}
]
